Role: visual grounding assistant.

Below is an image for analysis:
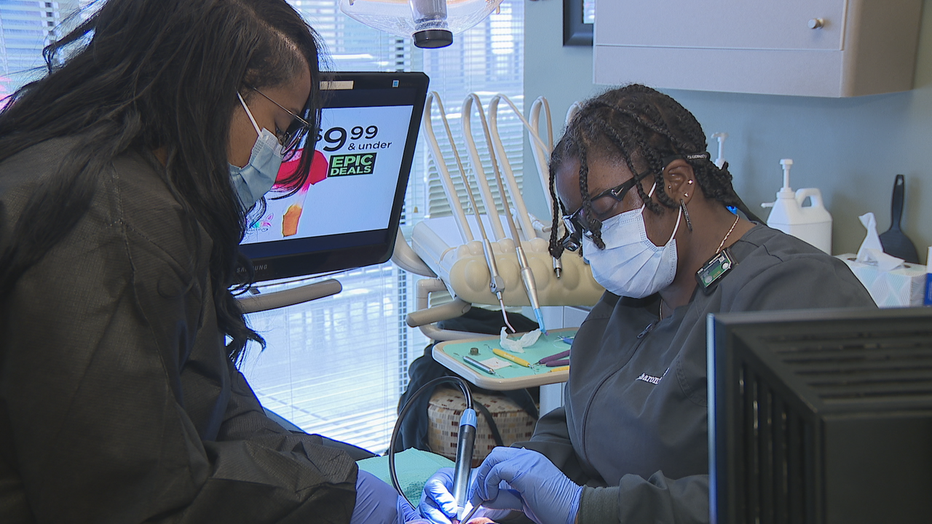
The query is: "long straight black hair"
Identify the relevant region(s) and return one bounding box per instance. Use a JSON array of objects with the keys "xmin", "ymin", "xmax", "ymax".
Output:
[{"xmin": 0, "ymin": 0, "xmax": 326, "ymax": 362}]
